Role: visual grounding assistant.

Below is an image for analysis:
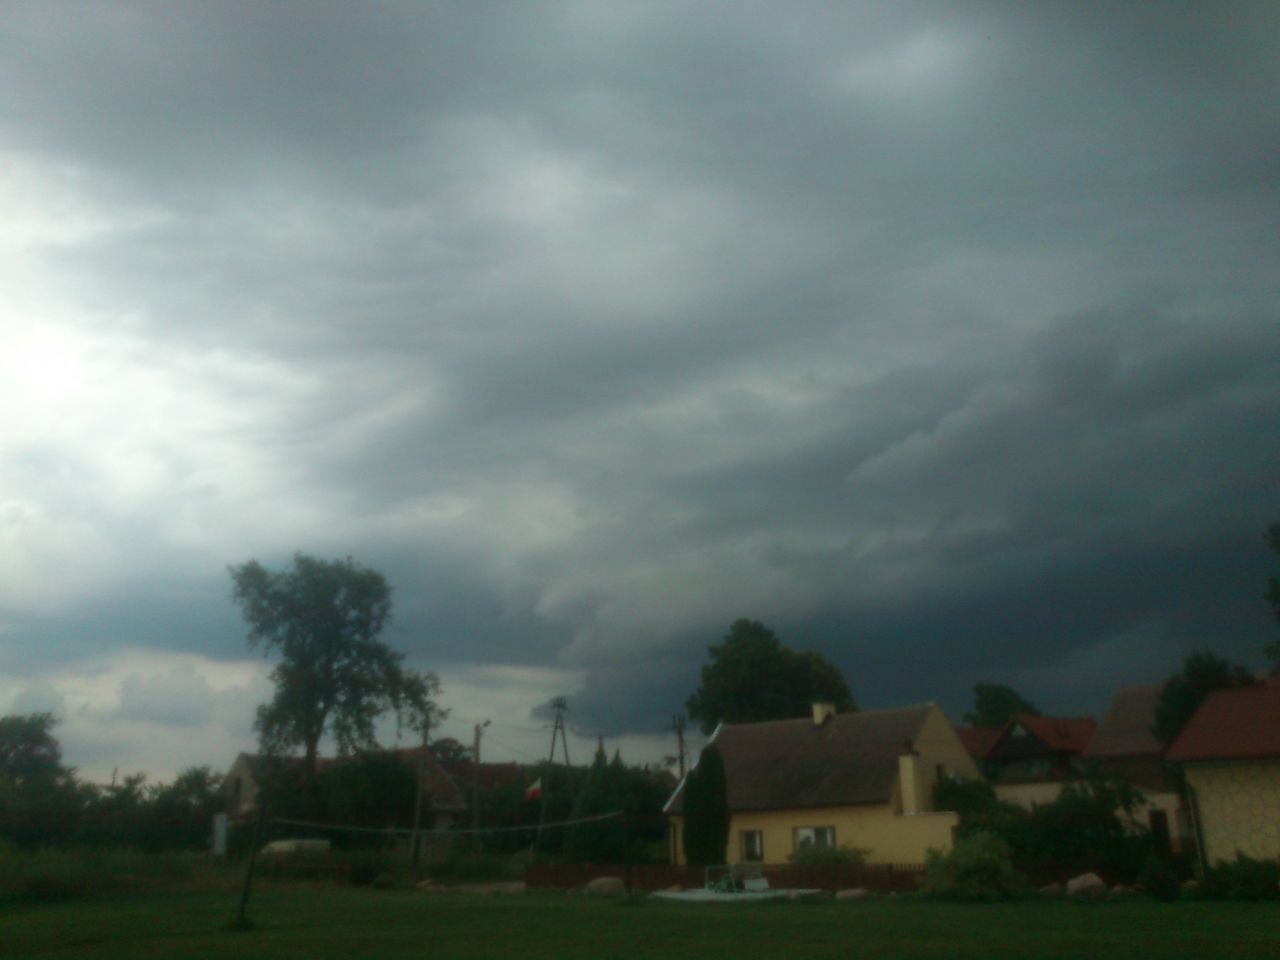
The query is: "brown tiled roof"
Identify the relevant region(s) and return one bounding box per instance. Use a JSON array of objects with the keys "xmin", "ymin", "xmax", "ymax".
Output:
[
  {"xmin": 387, "ymin": 747, "xmax": 468, "ymax": 811},
  {"xmin": 666, "ymin": 704, "xmax": 934, "ymax": 815},
  {"xmin": 237, "ymin": 748, "xmax": 467, "ymax": 811},
  {"xmin": 1083, "ymin": 684, "xmax": 1164, "ymax": 759},
  {"xmin": 1166, "ymin": 681, "xmax": 1280, "ymax": 762},
  {"xmin": 436, "ymin": 758, "xmax": 527, "ymax": 794},
  {"xmin": 956, "ymin": 724, "xmax": 1005, "ymax": 760},
  {"xmin": 1012, "ymin": 713, "xmax": 1096, "ymax": 754}
]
